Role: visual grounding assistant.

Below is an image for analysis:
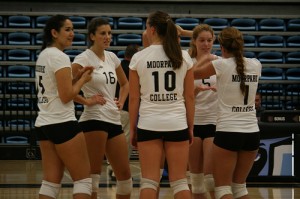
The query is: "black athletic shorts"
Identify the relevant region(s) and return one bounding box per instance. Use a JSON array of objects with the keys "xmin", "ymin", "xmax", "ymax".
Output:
[
  {"xmin": 35, "ymin": 121, "xmax": 81, "ymax": 144},
  {"xmin": 137, "ymin": 128, "xmax": 189, "ymax": 142},
  {"xmin": 193, "ymin": 124, "xmax": 216, "ymax": 139},
  {"xmin": 80, "ymin": 120, "xmax": 123, "ymax": 139},
  {"xmin": 214, "ymin": 131, "xmax": 260, "ymax": 151}
]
